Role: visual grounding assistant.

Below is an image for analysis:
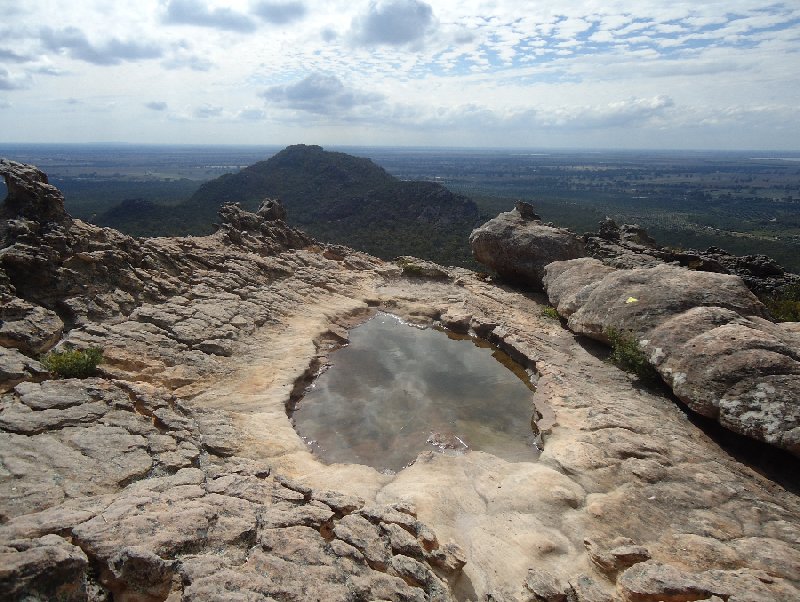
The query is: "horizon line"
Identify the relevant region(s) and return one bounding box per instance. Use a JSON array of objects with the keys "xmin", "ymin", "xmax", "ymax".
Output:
[{"xmin": 1, "ymin": 142, "xmax": 800, "ymax": 155}]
